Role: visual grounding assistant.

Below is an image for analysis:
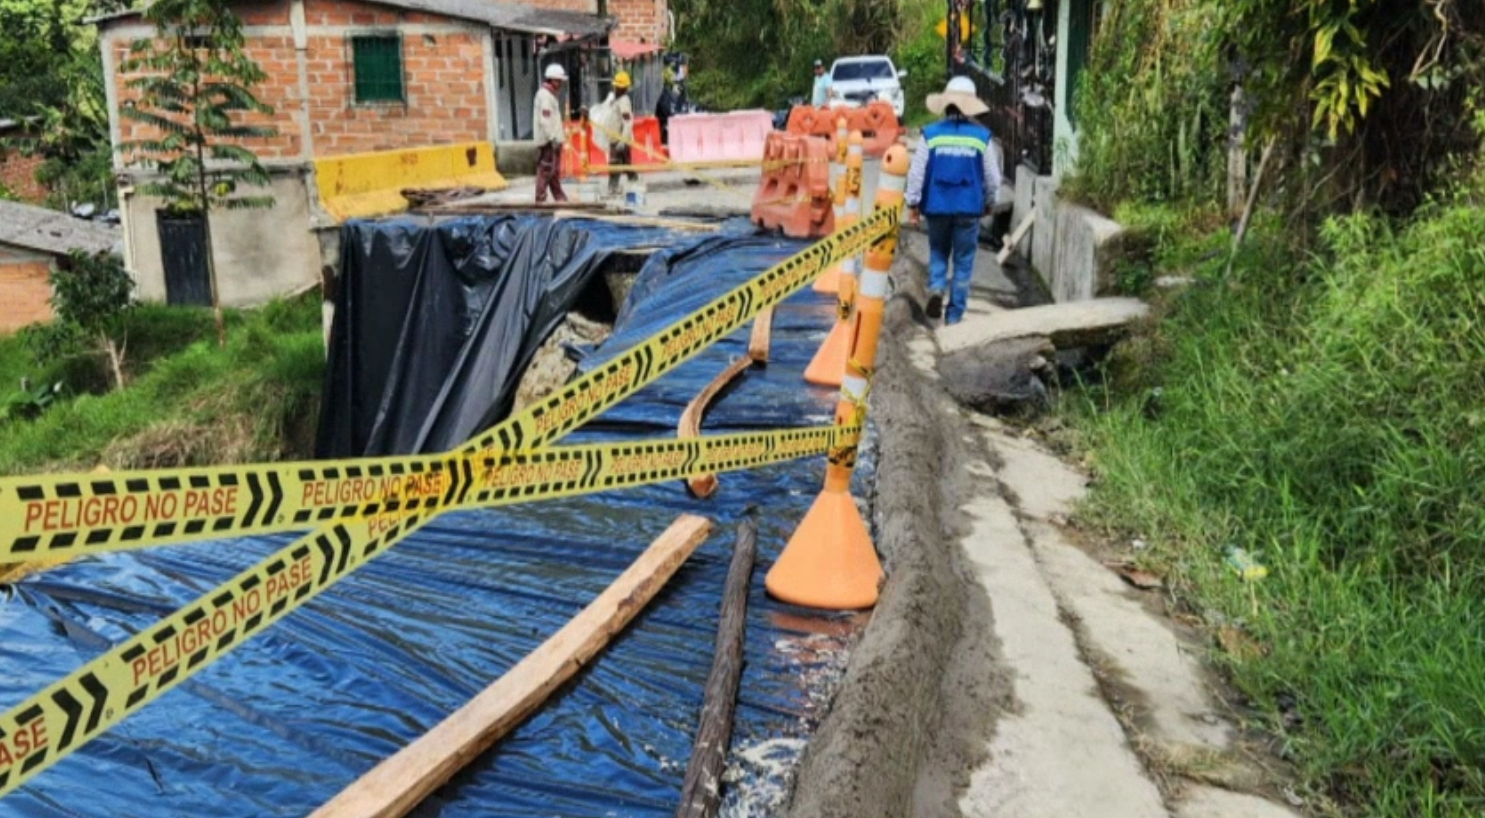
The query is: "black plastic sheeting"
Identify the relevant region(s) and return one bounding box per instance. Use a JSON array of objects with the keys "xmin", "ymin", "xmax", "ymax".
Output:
[
  {"xmin": 317, "ymin": 216, "xmax": 682, "ymax": 458},
  {"xmin": 0, "ymin": 220, "xmax": 875, "ymax": 818}
]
